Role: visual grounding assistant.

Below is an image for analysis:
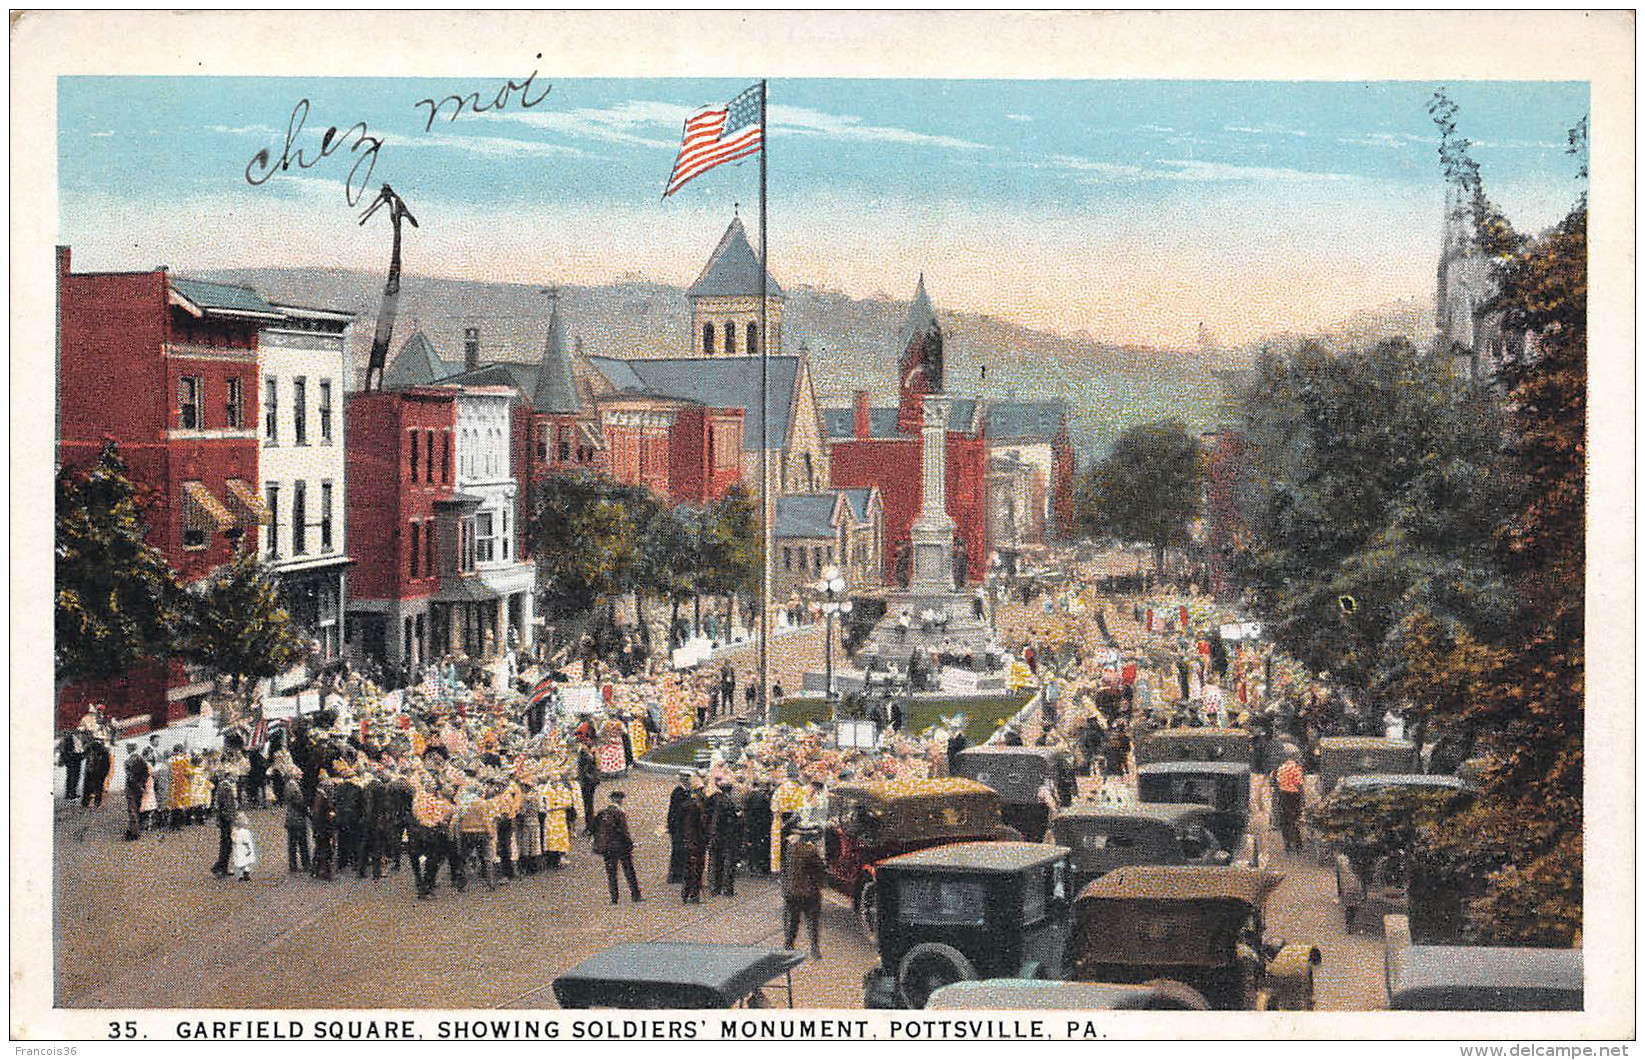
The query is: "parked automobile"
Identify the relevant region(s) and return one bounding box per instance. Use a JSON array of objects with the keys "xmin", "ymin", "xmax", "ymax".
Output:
[
  {"xmin": 925, "ymin": 979, "xmax": 1209, "ymax": 1010},
  {"xmin": 823, "ymin": 777, "xmax": 1015, "ymax": 938},
  {"xmin": 1313, "ymin": 736, "xmax": 1419, "ymax": 794},
  {"xmin": 552, "ymin": 943, "xmax": 808, "ymax": 1008},
  {"xmin": 951, "ymin": 745, "xmax": 1075, "ymax": 841},
  {"xmin": 1326, "ymin": 774, "xmax": 1476, "ymax": 930},
  {"xmin": 1134, "ymin": 727, "xmax": 1254, "ymax": 768},
  {"xmin": 1384, "ymin": 915, "xmax": 1582, "ymax": 1011},
  {"xmin": 1135, "ymin": 761, "xmax": 1252, "ymax": 854},
  {"xmin": 1069, "ymin": 865, "xmax": 1320, "ymax": 1010},
  {"xmin": 861, "ymin": 841, "xmax": 1073, "ymax": 1009},
  {"xmin": 1052, "ymin": 803, "xmax": 1240, "ymax": 893}
]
